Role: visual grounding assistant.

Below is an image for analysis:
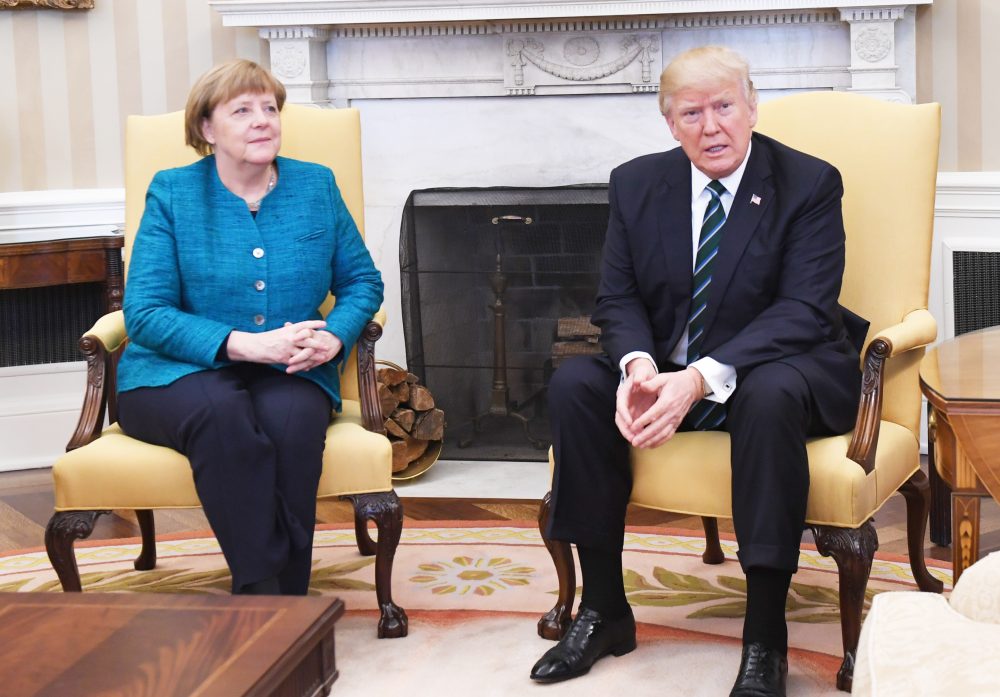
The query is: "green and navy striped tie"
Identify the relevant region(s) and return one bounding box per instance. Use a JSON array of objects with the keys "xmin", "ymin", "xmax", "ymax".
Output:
[{"xmin": 685, "ymin": 179, "xmax": 728, "ymax": 430}]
